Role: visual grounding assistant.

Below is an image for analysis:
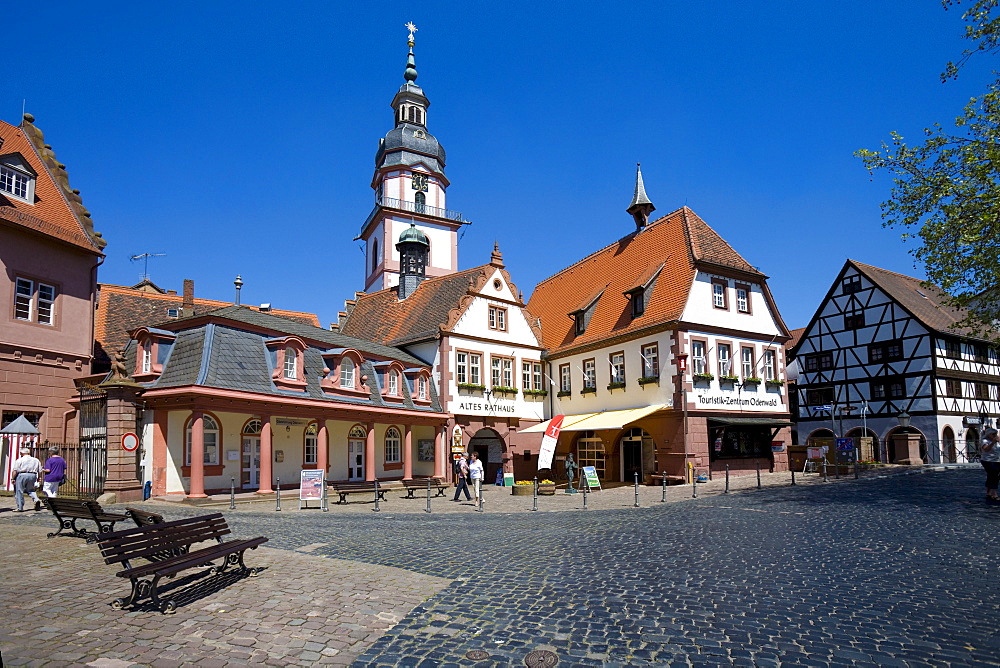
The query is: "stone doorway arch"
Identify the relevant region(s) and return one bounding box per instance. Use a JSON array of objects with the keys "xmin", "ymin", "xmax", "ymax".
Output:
[{"xmin": 468, "ymin": 428, "xmax": 505, "ymax": 485}]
